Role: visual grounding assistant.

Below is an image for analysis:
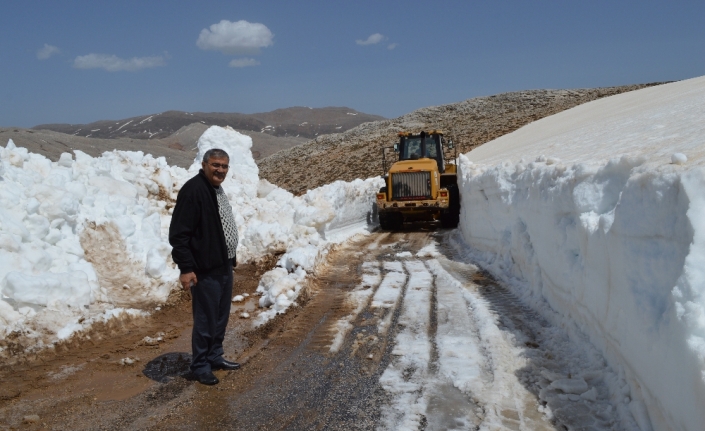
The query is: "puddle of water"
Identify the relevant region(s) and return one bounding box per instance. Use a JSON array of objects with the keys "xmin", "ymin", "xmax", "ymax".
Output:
[
  {"xmin": 142, "ymin": 352, "xmax": 191, "ymax": 383},
  {"xmin": 231, "ymin": 298, "xmax": 258, "ymax": 314}
]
